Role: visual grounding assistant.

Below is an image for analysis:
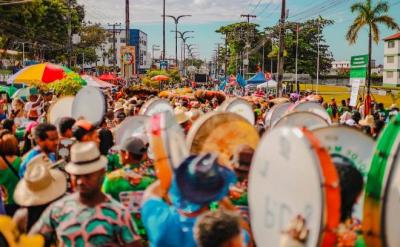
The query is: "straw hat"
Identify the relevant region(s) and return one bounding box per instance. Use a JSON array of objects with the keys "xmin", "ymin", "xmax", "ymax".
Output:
[
  {"xmin": 65, "ymin": 142, "xmax": 108, "ymax": 175},
  {"xmin": 359, "ymin": 115, "xmax": 375, "ymax": 128},
  {"xmin": 14, "ymin": 154, "xmax": 67, "ymax": 207}
]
